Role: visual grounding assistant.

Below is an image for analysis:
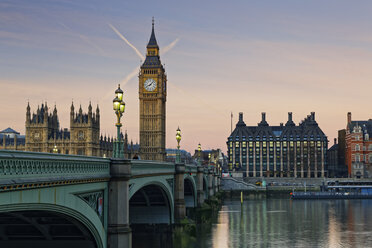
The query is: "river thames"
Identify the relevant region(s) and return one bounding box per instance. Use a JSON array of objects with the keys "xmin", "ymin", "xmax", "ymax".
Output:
[{"xmin": 134, "ymin": 197, "xmax": 372, "ymax": 248}]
